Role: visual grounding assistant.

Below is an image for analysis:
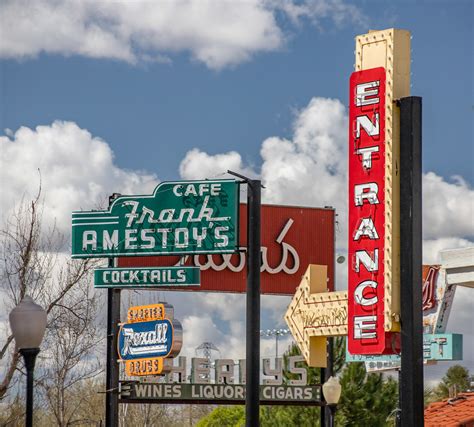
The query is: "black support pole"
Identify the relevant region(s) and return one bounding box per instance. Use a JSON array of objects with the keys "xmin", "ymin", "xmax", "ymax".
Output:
[
  {"xmin": 246, "ymin": 179, "xmax": 261, "ymax": 427},
  {"xmin": 105, "ymin": 193, "xmax": 121, "ymax": 427},
  {"xmin": 20, "ymin": 348, "xmax": 39, "ymax": 427},
  {"xmin": 105, "ymin": 285, "xmax": 121, "ymax": 427},
  {"xmin": 320, "ymin": 367, "xmax": 326, "ymax": 426},
  {"xmin": 399, "ymin": 96, "xmax": 424, "ymax": 426}
]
